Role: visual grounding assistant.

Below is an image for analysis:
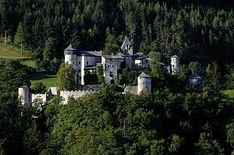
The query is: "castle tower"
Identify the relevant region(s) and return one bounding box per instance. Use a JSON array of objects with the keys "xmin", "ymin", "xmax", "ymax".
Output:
[
  {"xmin": 121, "ymin": 36, "xmax": 133, "ymax": 55},
  {"xmin": 137, "ymin": 72, "xmax": 151, "ymax": 95},
  {"xmin": 121, "ymin": 36, "xmax": 133, "ymax": 69},
  {"xmin": 64, "ymin": 44, "xmax": 79, "ymax": 83},
  {"xmin": 64, "ymin": 44, "xmax": 78, "ymax": 69},
  {"xmin": 18, "ymin": 86, "xmax": 30, "ymax": 105},
  {"xmin": 171, "ymin": 55, "xmax": 180, "ymax": 75}
]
